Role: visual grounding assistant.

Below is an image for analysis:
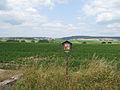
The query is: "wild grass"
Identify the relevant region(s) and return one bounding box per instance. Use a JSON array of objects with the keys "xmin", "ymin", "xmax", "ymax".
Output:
[
  {"xmin": 0, "ymin": 42, "xmax": 120, "ymax": 89},
  {"xmin": 14, "ymin": 57, "xmax": 120, "ymax": 90}
]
